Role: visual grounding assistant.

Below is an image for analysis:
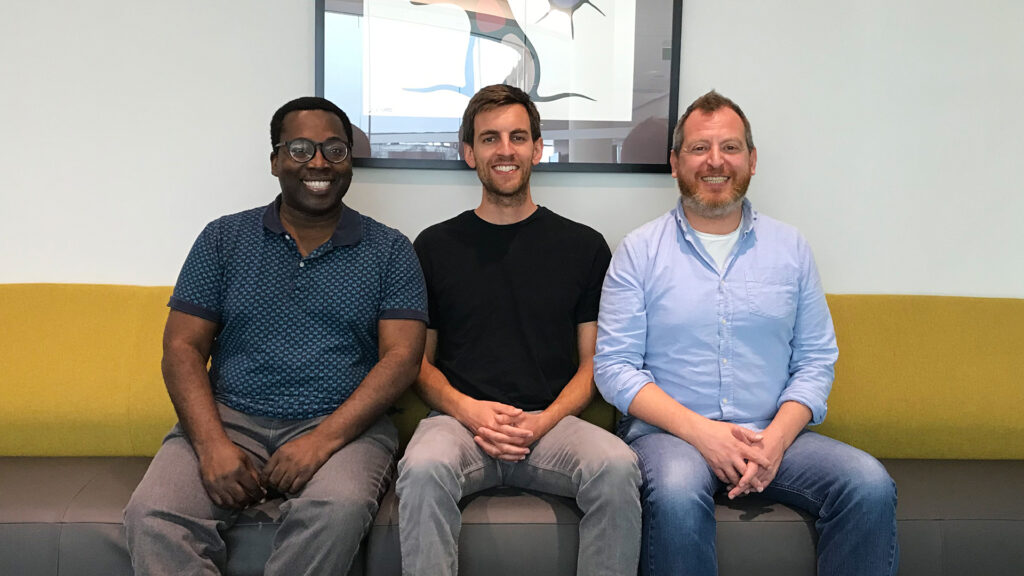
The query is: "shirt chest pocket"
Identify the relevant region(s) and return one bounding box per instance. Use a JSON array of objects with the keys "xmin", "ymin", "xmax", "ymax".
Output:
[{"xmin": 745, "ymin": 269, "xmax": 798, "ymax": 320}]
